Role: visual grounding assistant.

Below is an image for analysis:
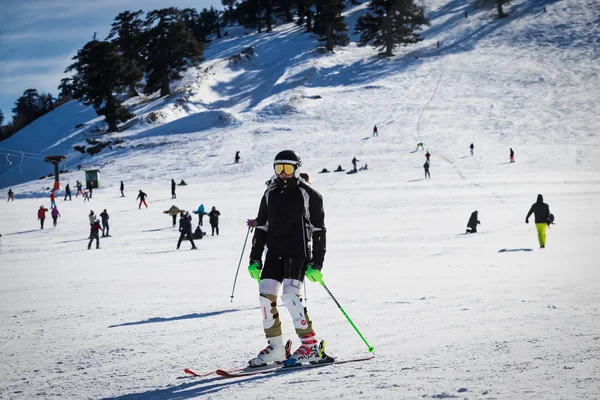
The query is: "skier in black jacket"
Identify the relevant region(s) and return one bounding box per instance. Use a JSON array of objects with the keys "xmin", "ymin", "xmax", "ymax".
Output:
[
  {"xmin": 526, "ymin": 194, "xmax": 551, "ymax": 248},
  {"xmin": 208, "ymin": 206, "xmax": 220, "ymax": 236},
  {"xmin": 466, "ymin": 210, "xmax": 480, "ymax": 233},
  {"xmin": 177, "ymin": 212, "xmax": 196, "ymax": 249},
  {"xmin": 171, "ymin": 179, "xmax": 176, "ymax": 199},
  {"xmin": 247, "ymin": 150, "xmax": 327, "ymax": 368}
]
